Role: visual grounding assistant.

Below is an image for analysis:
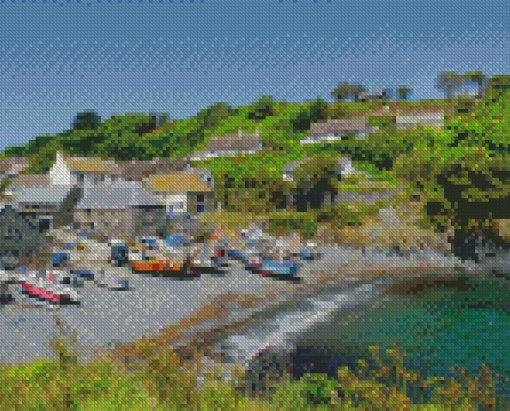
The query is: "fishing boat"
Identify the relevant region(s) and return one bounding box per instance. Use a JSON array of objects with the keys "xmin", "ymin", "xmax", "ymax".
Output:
[
  {"xmin": 127, "ymin": 245, "xmax": 185, "ymax": 275},
  {"xmin": 20, "ymin": 271, "xmax": 80, "ymax": 305},
  {"xmin": 248, "ymin": 259, "xmax": 302, "ymax": 278},
  {"xmin": 217, "ymin": 248, "xmax": 301, "ymax": 279},
  {"xmin": 94, "ymin": 268, "xmax": 130, "ymax": 290}
]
